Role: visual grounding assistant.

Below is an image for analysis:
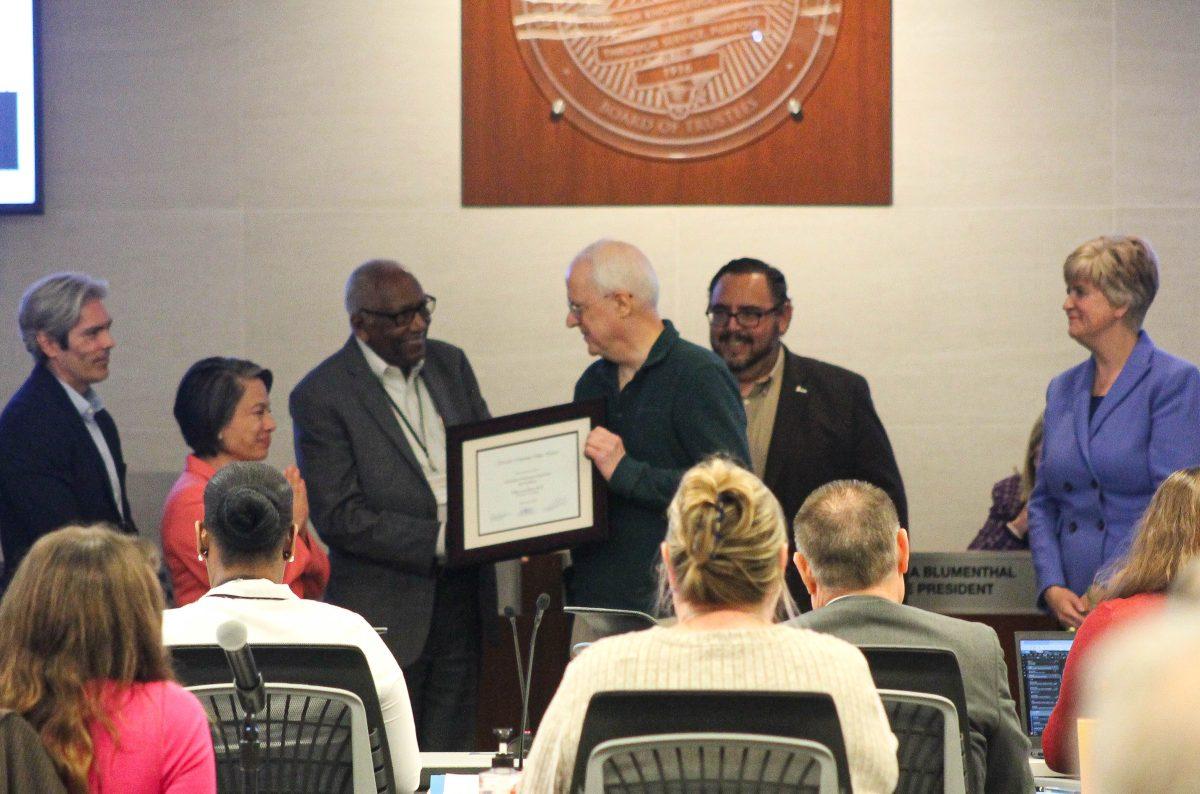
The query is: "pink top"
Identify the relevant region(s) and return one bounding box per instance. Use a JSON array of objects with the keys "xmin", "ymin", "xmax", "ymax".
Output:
[
  {"xmin": 161, "ymin": 455, "xmax": 330, "ymax": 606},
  {"xmin": 1042, "ymin": 591, "xmax": 1167, "ymax": 772},
  {"xmin": 88, "ymin": 680, "xmax": 215, "ymax": 793}
]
